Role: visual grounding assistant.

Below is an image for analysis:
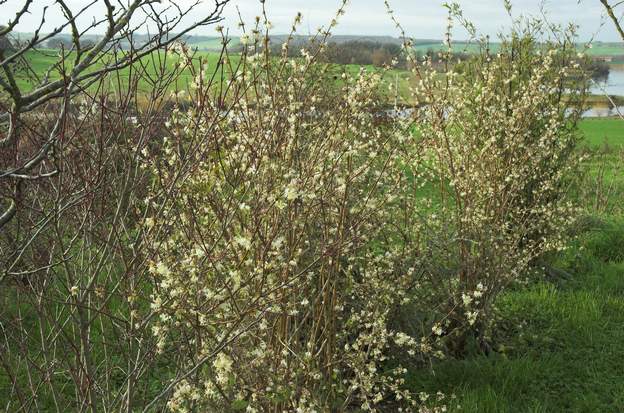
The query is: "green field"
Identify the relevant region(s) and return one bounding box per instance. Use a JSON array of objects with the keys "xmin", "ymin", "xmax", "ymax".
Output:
[
  {"xmin": 586, "ymin": 42, "xmax": 624, "ymax": 56},
  {"xmin": 12, "ymin": 50, "xmax": 417, "ymax": 104},
  {"xmin": 189, "ymin": 37, "xmax": 240, "ymax": 50},
  {"xmin": 409, "ymin": 40, "xmax": 624, "ymax": 57},
  {"xmin": 579, "ymin": 118, "xmax": 624, "ymax": 148},
  {"xmin": 13, "ymin": 46, "xmax": 624, "ymax": 105},
  {"xmin": 12, "ymin": 49, "xmax": 235, "ymax": 93}
]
